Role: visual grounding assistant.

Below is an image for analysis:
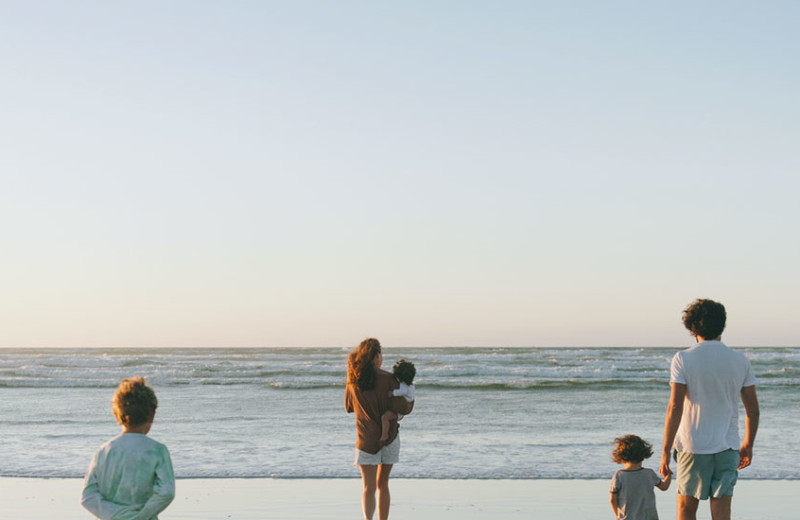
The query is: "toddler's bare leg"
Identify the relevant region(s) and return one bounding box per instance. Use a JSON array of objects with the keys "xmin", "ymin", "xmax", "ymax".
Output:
[{"xmin": 380, "ymin": 411, "xmax": 397, "ymax": 442}]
